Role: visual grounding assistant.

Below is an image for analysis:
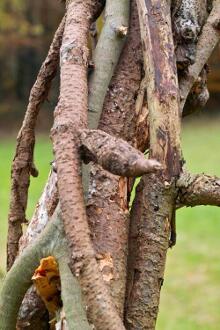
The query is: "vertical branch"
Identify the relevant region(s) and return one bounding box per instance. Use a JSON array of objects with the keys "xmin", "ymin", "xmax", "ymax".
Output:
[
  {"xmin": 7, "ymin": 18, "xmax": 65, "ymax": 270},
  {"xmin": 51, "ymin": 1, "xmax": 124, "ymax": 329},
  {"xmin": 125, "ymin": 0, "xmax": 182, "ymax": 328},
  {"xmin": 87, "ymin": 0, "xmax": 144, "ymax": 315}
]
